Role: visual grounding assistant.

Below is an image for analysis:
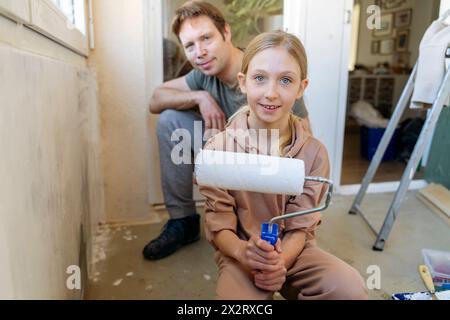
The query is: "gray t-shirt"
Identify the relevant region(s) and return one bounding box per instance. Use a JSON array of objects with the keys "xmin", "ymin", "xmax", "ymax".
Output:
[{"xmin": 185, "ymin": 69, "xmax": 308, "ymax": 119}]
